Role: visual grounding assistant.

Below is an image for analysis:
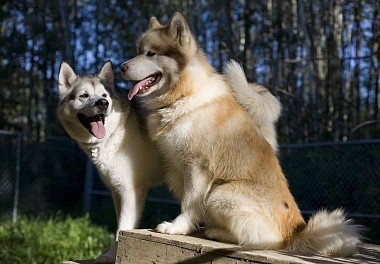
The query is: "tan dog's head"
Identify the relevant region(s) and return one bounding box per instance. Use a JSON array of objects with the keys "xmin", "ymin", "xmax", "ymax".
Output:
[
  {"xmin": 120, "ymin": 12, "xmax": 197, "ymax": 100},
  {"xmin": 57, "ymin": 61, "xmax": 122, "ymax": 143}
]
